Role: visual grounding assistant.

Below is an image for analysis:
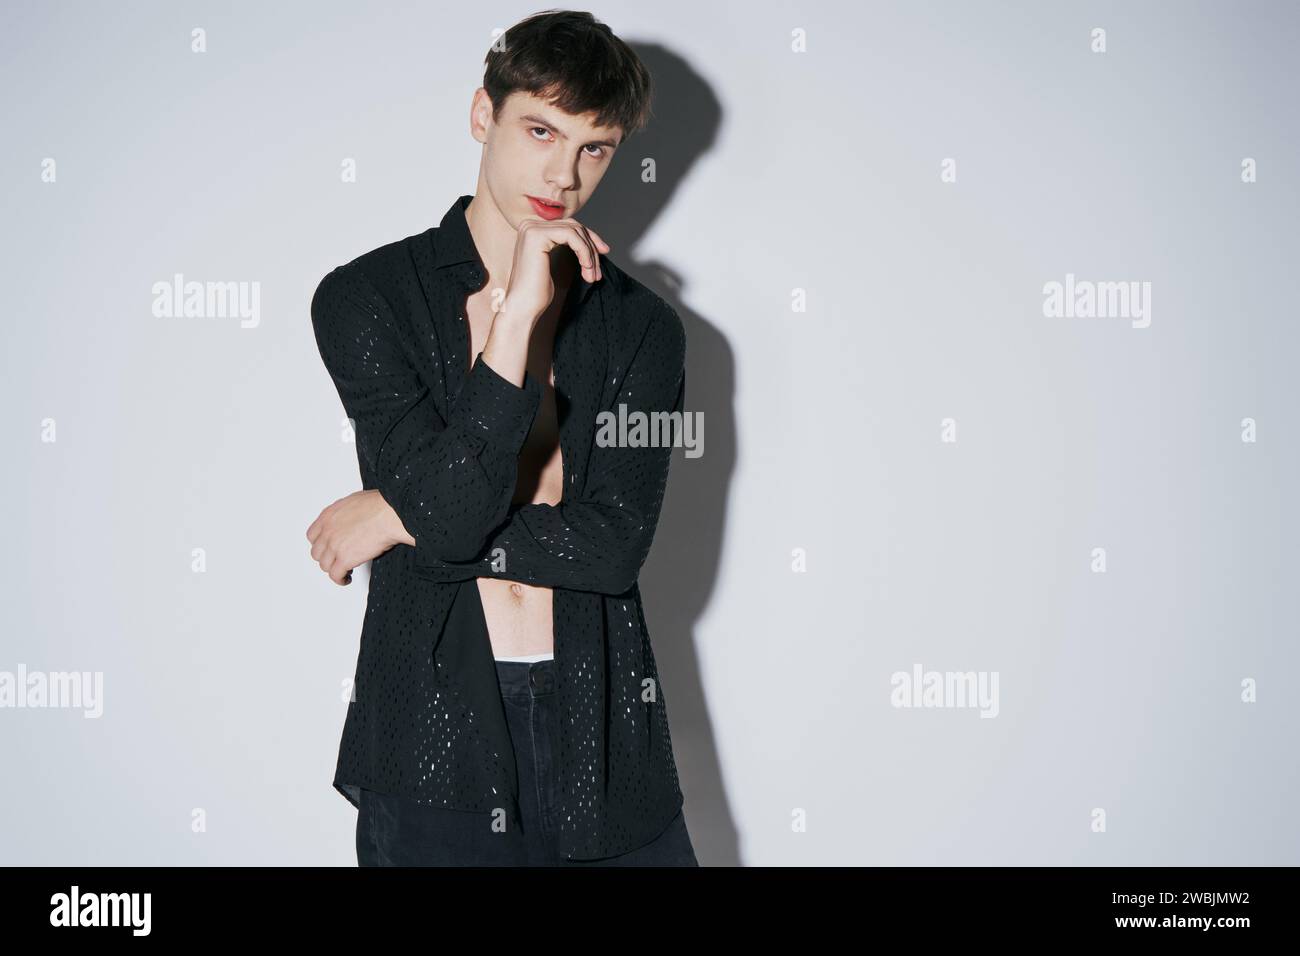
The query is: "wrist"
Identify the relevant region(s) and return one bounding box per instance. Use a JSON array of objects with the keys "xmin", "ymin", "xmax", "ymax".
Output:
[
  {"xmin": 373, "ymin": 489, "xmax": 414, "ymax": 548},
  {"xmin": 389, "ymin": 511, "xmax": 415, "ymax": 549},
  {"xmin": 491, "ymin": 305, "xmax": 539, "ymax": 331}
]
